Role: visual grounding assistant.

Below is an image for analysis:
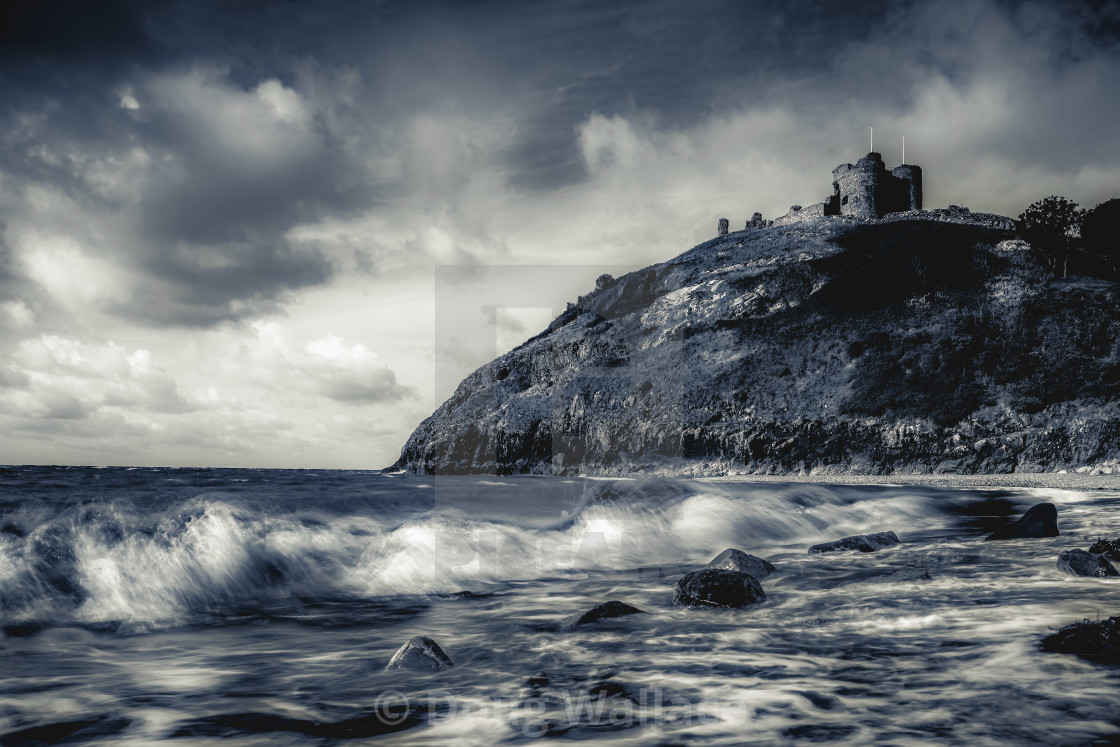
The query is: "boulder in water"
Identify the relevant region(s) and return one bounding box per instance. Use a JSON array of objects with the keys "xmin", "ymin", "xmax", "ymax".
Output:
[
  {"xmin": 1057, "ymin": 549, "xmax": 1119, "ymax": 578},
  {"xmin": 570, "ymin": 600, "xmax": 644, "ymax": 628},
  {"xmin": 672, "ymin": 568, "xmax": 766, "ymax": 610},
  {"xmin": 706, "ymin": 548, "xmax": 775, "ymax": 578},
  {"xmin": 1088, "ymin": 537, "xmax": 1120, "ymax": 562},
  {"xmin": 386, "ymin": 636, "xmax": 454, "ymax": 671},
  {"xmin": 985, "ymin": 502, "xmax": 1059, "ymax": 540},
  {"xmin": 808, "ymin": 531, "xmax": 899, "ymax": 554},
  {"xmin": 1041, "ymin": 616, "xmax": 1120, "ymax": 665}
]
